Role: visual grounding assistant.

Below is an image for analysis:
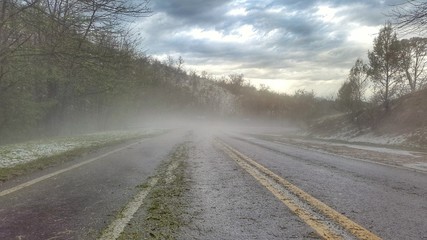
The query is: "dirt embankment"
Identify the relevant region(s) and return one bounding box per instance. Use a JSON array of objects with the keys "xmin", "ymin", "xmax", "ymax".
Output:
[{"xmin": 309, "ymin": 88, "xmax": 427, "ymax": 149}]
